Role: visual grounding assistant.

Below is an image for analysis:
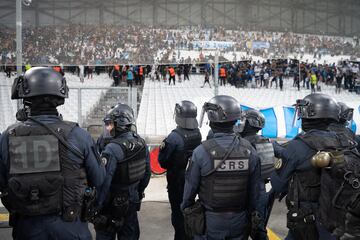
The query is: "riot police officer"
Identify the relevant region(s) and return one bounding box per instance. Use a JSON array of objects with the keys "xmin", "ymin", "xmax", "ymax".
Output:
[
  {"xmin": 271, "ymin": 93, "xmax": 346, "ymax": 240},
  {"xmin": 181, "ymin": 95, "xmax": 262, "ymax": 239},
  {"xmin": 94, "ymin": 103, "xmax": 151, "ymax": 240},
  {"xmin": 0, "ymin": 67, "xmax": 106, "ymax": 239},
  {"xmin": 158, "ymin": 100, "xmax": 202, "ymax": 240},
  {"xmin": 238, "ymin": 109, "xmax": 275, "ymax": 240},
  {"xmin": 311, "ymin": 101, "xmax": 360, "ymax": 239}
]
